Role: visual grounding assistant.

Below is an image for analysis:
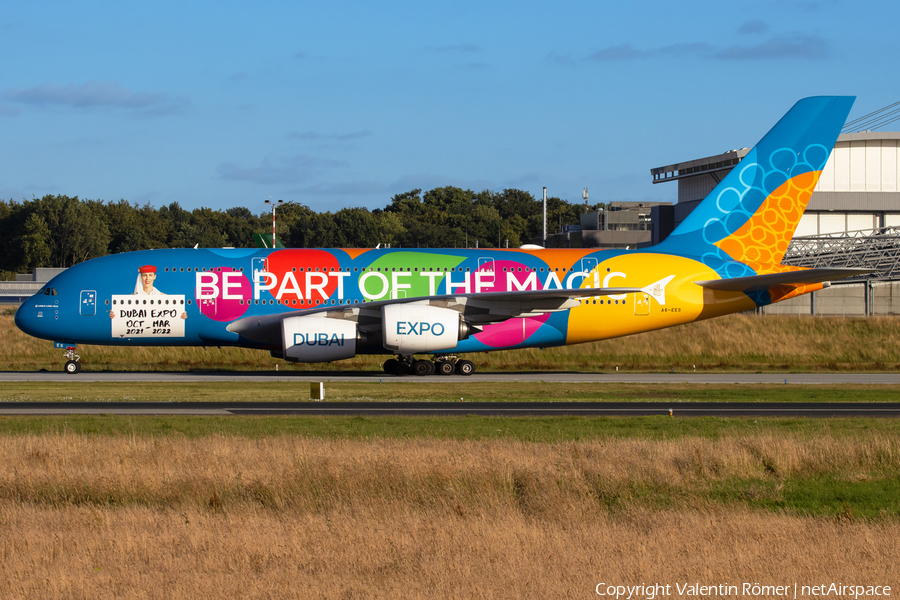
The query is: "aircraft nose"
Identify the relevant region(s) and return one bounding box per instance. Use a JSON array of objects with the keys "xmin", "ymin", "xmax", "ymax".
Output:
[
  {"xmin": 14, "ymin": 297, "xmax": 54, "ymax": 340},
  {"xmin": 14, "ymin": 301, "xmax": 38, "ymax": 337},
  {"xmin": 14, "ymin": 302, "xmax": 31, "ymax": 335}
]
